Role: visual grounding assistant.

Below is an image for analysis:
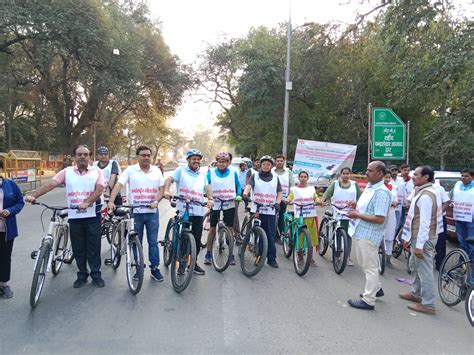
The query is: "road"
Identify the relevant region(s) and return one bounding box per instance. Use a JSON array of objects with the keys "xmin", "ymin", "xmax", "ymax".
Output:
[{"xmin": 1, "ymin": 187, "xmax": 473, "ymax": 354}]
